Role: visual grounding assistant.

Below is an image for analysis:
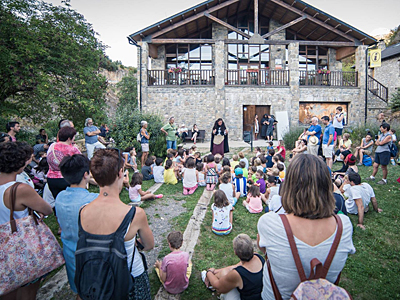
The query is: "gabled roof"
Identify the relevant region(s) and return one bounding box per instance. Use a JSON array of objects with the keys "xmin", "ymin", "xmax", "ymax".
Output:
[
  {"xmin": 128, "ymin": 0, "xmax": 376, "ymax": 45},
  {"xmin": 382, "ymin": 43, "xmax": 400, "ymax": 60}
]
